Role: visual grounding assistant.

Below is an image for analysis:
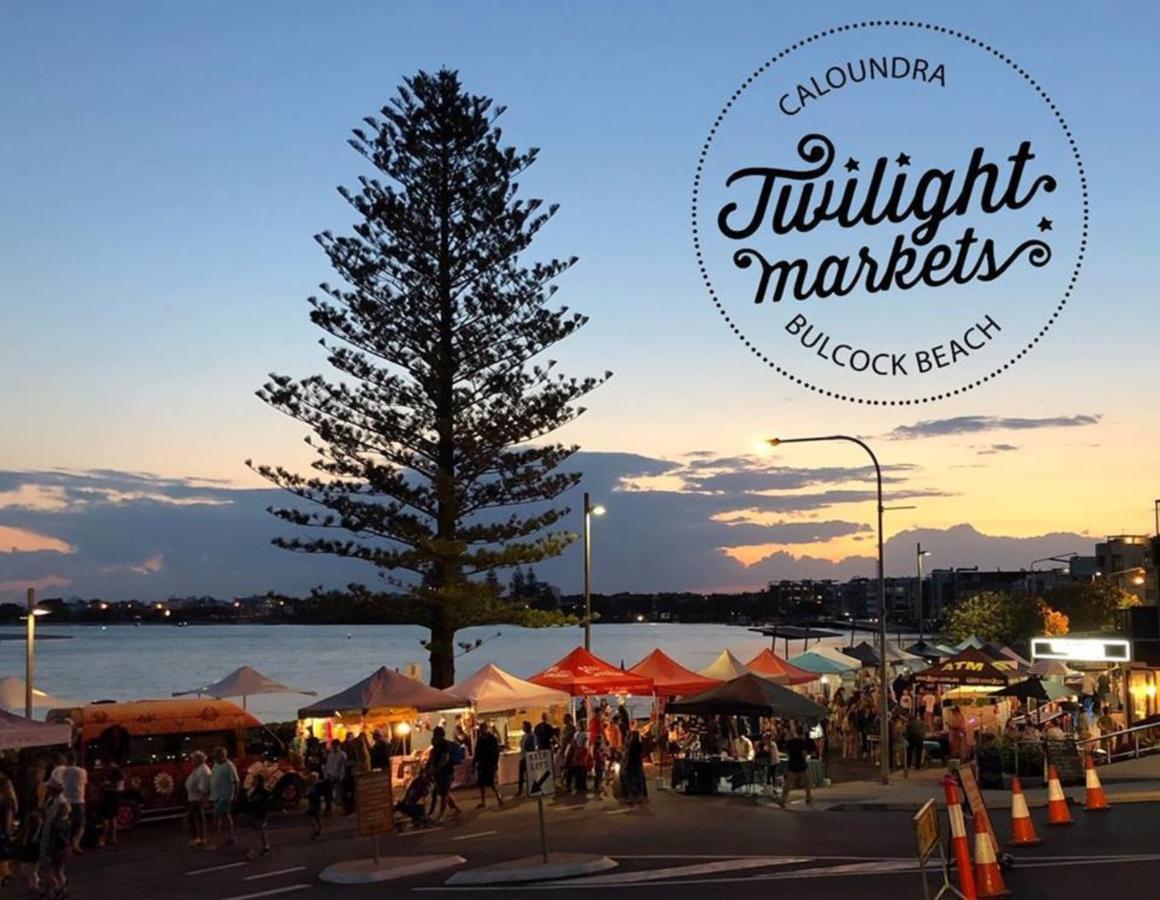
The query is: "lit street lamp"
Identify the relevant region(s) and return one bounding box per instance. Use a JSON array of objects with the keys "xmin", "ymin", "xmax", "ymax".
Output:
[
  {"xmin": 582, "ymin": 492, "xmax": 606, "ymax": 652},
  {"xmin": 24, "ymin": 588, "xmax": 50, "ymax": 720},
  {"xmin": 766, "ymin": 435, "xmax": 890, "ymax": 786},
  {"xmin": 916, "ymin": 544, "xmax": 931, "ymax": 643}
]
